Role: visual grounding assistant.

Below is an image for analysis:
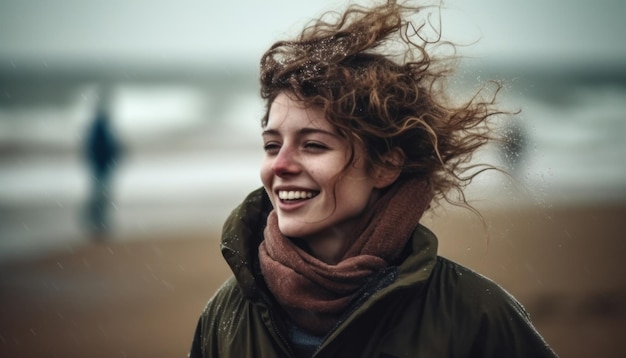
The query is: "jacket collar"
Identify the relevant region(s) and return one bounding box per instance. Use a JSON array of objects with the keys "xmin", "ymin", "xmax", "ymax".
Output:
[{"xmin": 220, "ymin": 187, "xmax": 272, "ymax": 300}]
